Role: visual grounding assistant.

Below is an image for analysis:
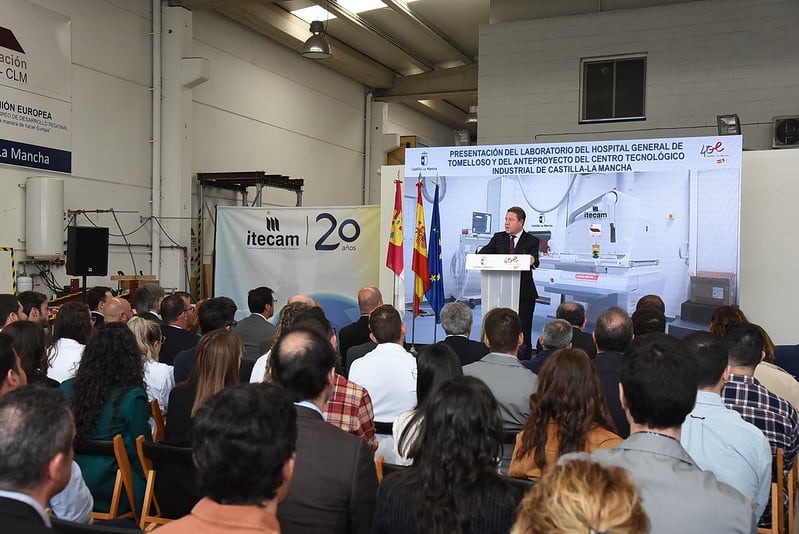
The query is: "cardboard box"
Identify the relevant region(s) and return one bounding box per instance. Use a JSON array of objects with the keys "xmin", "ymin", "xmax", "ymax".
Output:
[{"xmin": 689, "ymin": 271, "xmax": 737, "ymax": 306}]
